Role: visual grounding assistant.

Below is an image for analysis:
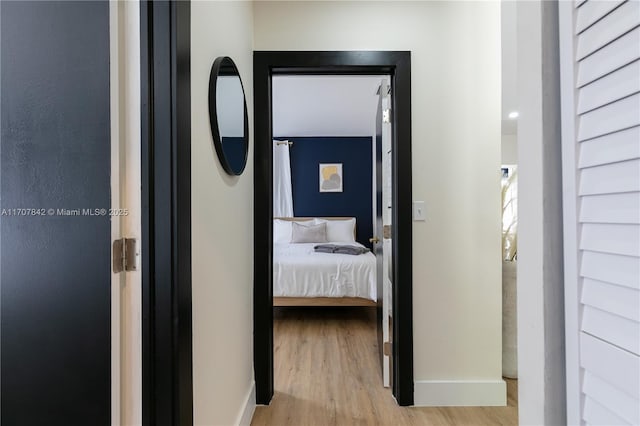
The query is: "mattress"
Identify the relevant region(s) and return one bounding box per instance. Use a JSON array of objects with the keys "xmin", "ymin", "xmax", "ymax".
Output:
[{"xmin": 273, "ymin": 242, "xmax": 377, "ymax": 301}]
